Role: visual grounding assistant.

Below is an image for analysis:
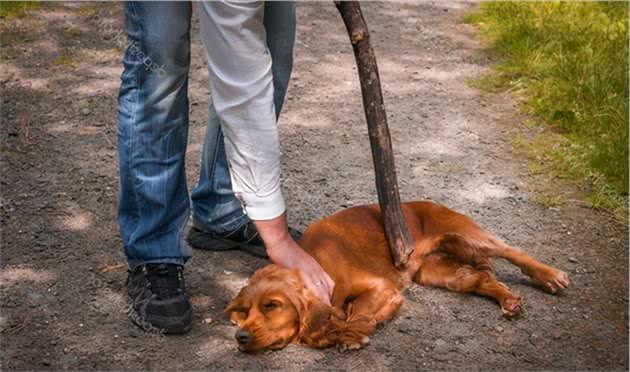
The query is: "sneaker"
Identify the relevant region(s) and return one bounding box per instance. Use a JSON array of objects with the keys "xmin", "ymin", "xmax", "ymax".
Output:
[
  {"xmin": 126, "ymin": 263, "xmax": 192, "ymax": 335},
  {"xmin": 186, "ymin": 220, "xmax": 303, "ymax": 259}
]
